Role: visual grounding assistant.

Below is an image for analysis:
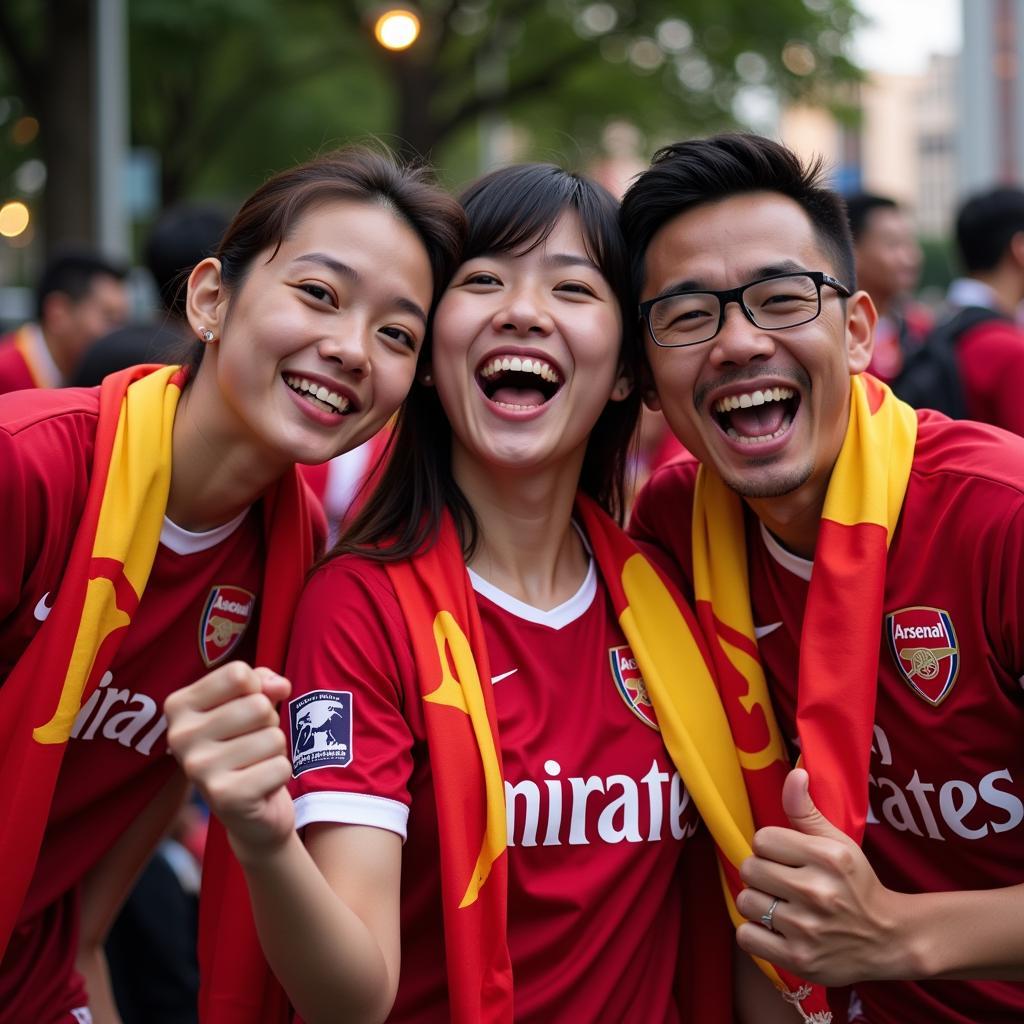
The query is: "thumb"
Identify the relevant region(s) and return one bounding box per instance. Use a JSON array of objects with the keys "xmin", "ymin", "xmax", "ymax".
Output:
[
  {"xmin": 782, "ymin": 768, "xmax": 844, "ymax": 839},
  {"xmin": 252, "ymin": 666, "xmax": 292, "ymax": 705}
]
